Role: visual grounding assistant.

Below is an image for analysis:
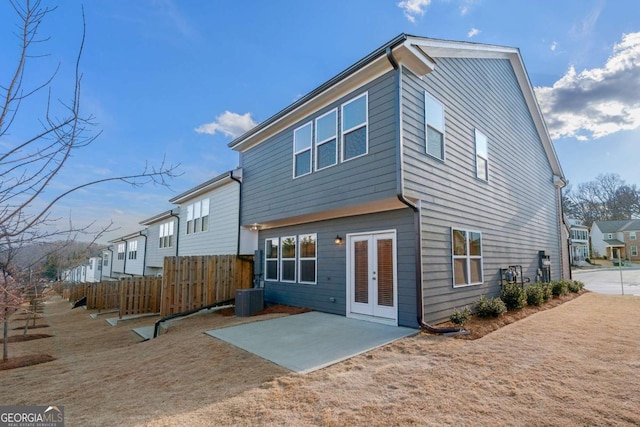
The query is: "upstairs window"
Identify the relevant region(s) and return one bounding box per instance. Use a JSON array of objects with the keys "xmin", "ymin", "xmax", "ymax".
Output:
[
  {"xmin": 342, "ymin": 93, "xmax": 368, "ymax": 161},
  {"xmin": 452, "ymin": 229, "xmax": 483, "ymax": 287},
  {"xmin": 265, "ymin": 238, "xmax": 279, "ymax": 281},
  {"xmin": 475, "ymin": 129, "xmax": 489, "ymax": 181},
  {"xmin": 159, "ymin": 220, "xmax": 175, "ymax": 248},
  {"xmin": 103, "ymin": 256, "xmax": 109, "ymax": 266},
  {"xmin": 117, "ymin": 243, "xmax": 125, "ymax": 260},
  {"xmin": 630, "ymin": 231, "xmax": 637, "ymax": 240},
  {"xmin": 425, "ymin": 92, "xmax": 445, "ymax": 160},
  {"xmin": 293, "ymin": 122, "xmax": 312, "ymax": 178},
  {"xmin": 128, "ymin": 240, "xmax": 138, "ymax": 260},
  {"xmin": 315, "ymin": 109, "xmax": 338, "ymax": 170},
  {"xmin": 186, "ymin": 199, "xmax": 209, "ymax": 234}
]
